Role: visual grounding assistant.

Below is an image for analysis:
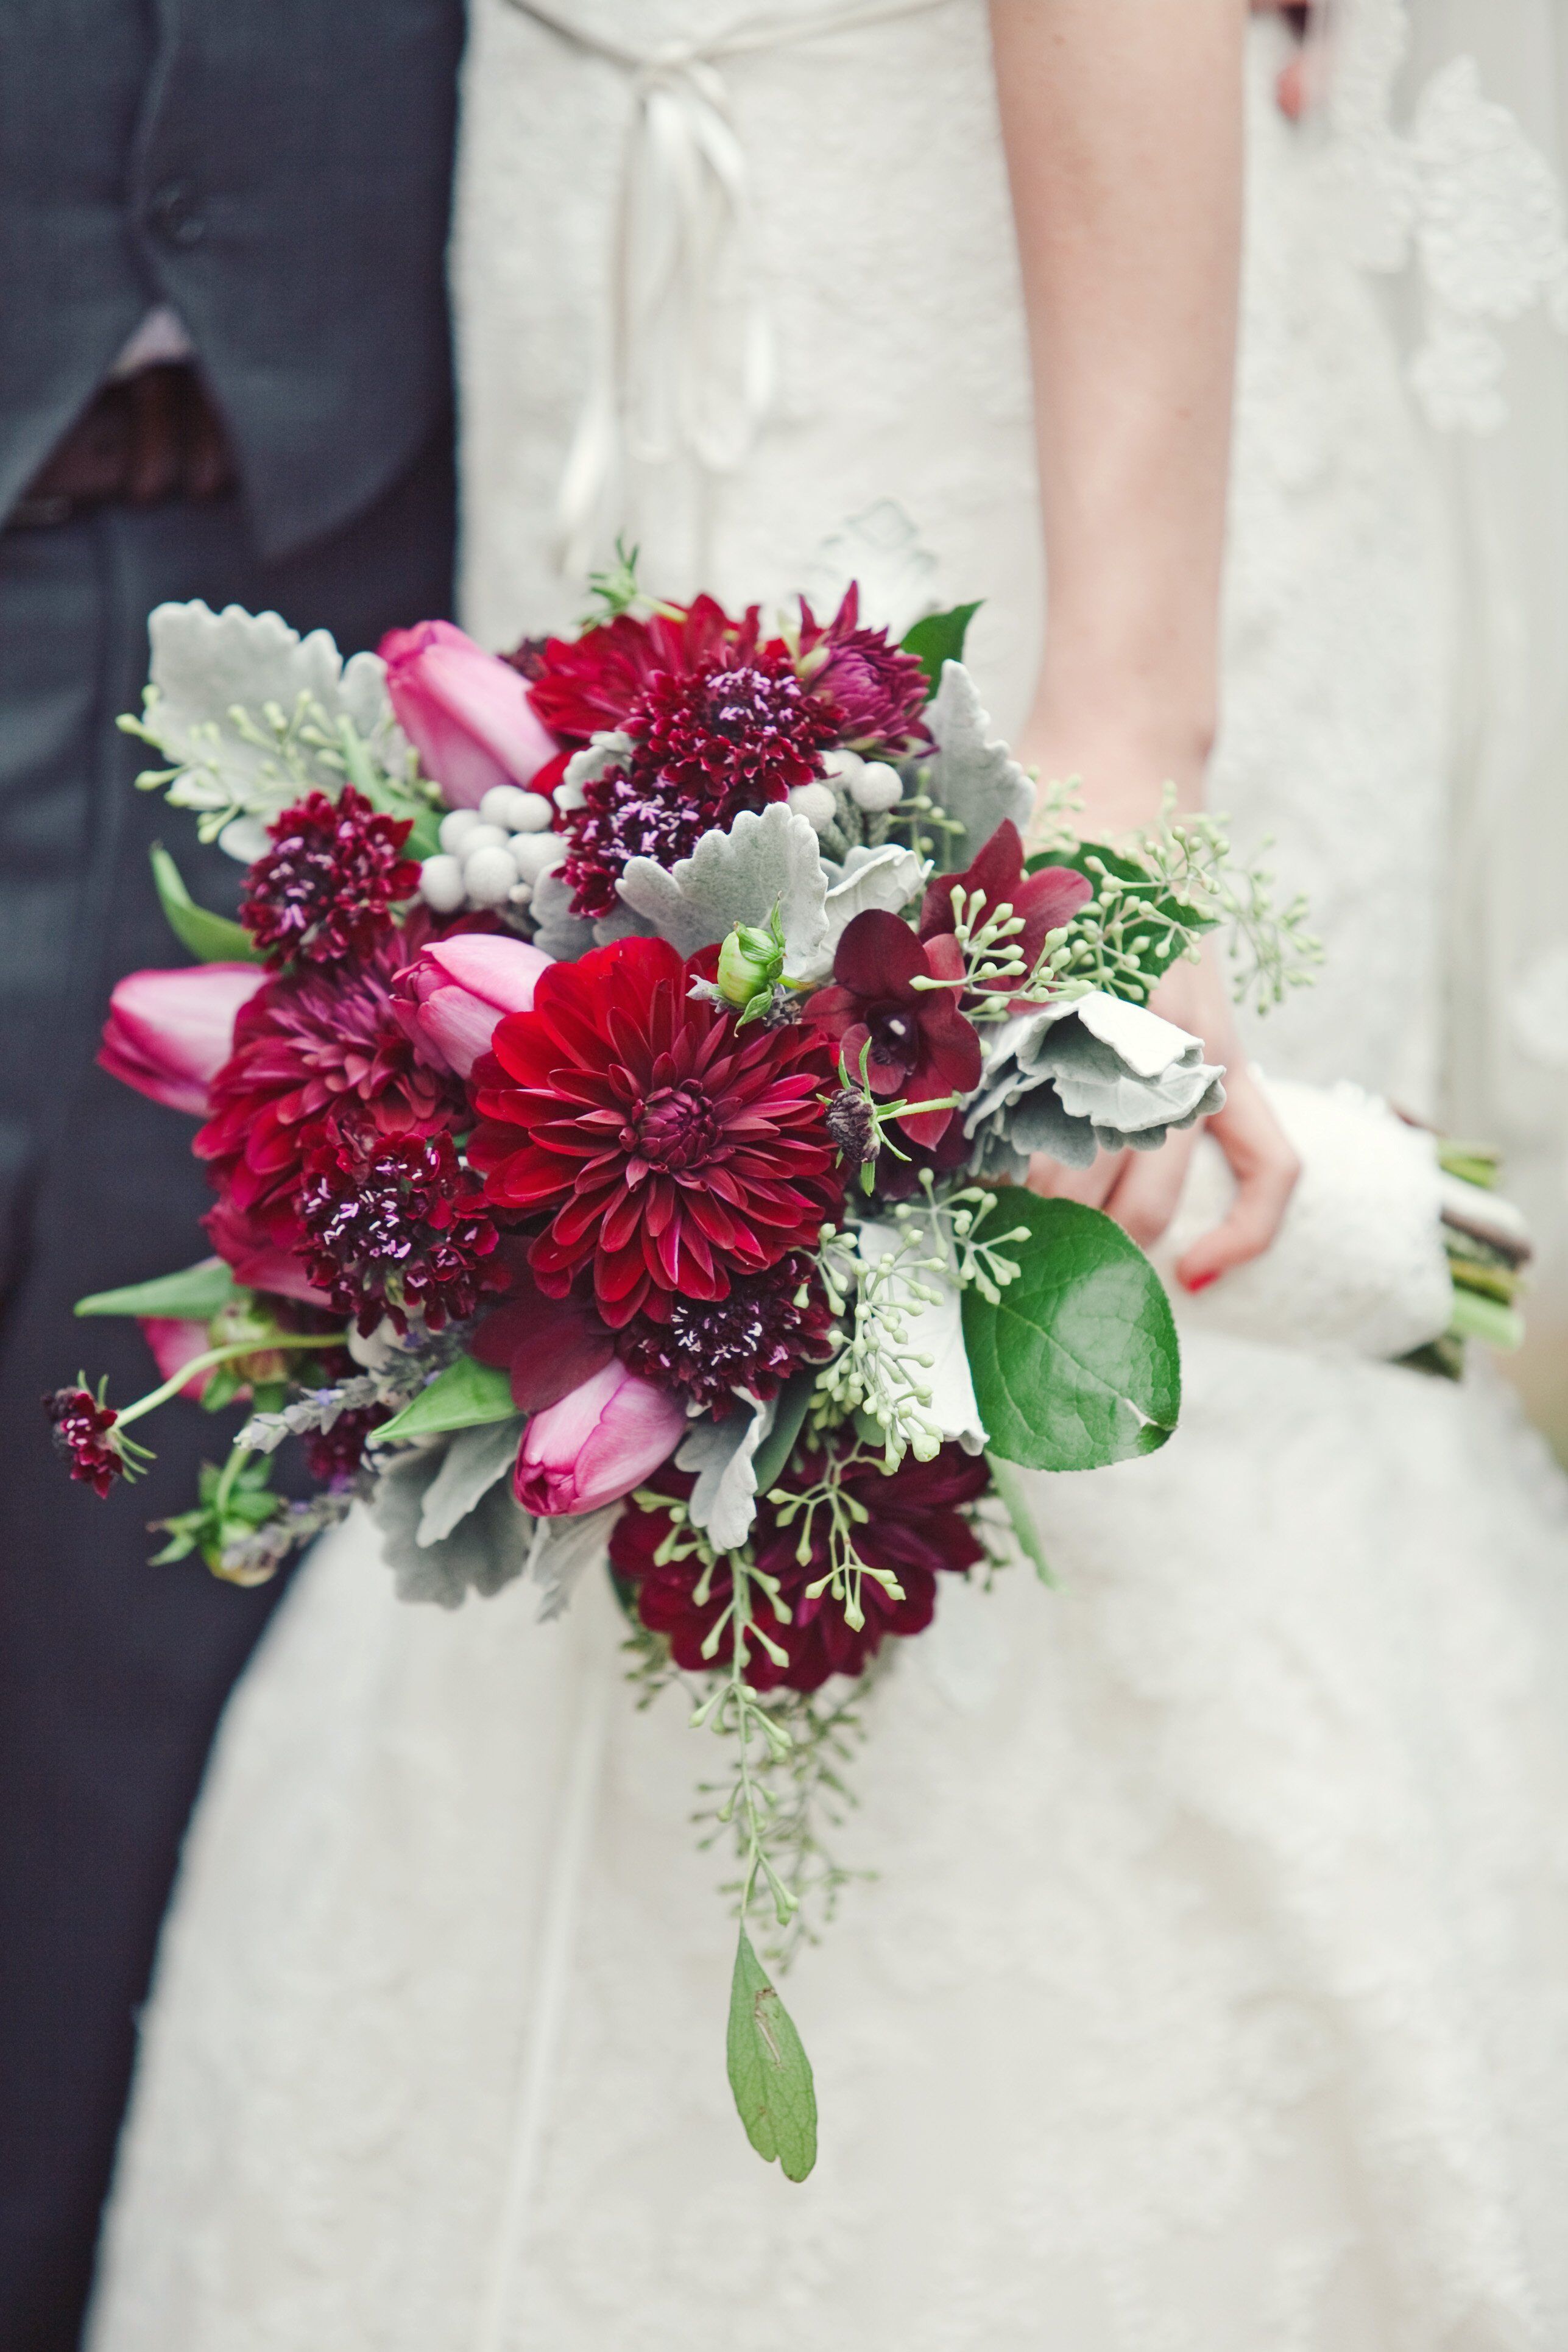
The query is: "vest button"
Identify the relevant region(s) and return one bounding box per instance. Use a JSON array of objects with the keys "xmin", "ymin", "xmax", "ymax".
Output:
[{"xmin": 147, "ymin": 180, "xmax": 207, "ymax": 249}]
